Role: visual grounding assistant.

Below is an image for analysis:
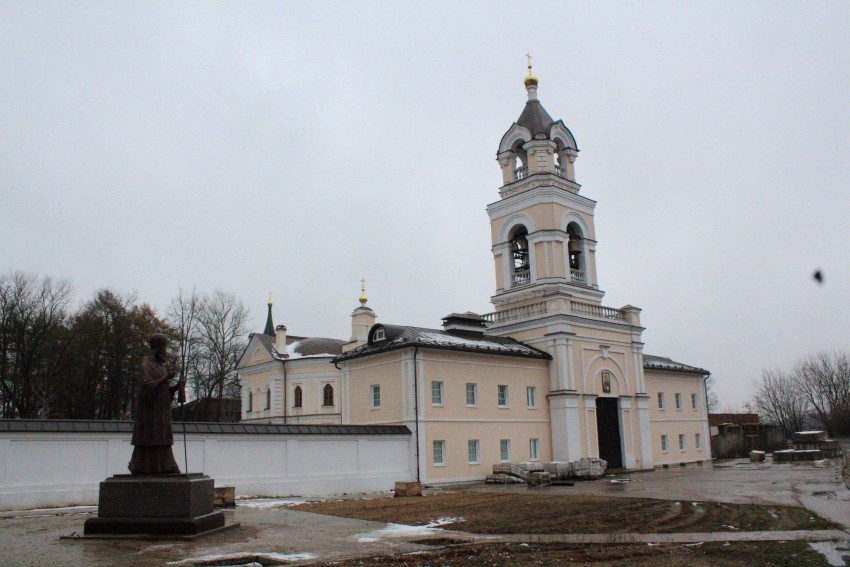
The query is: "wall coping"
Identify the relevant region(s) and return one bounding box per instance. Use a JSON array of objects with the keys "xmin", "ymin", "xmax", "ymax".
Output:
[{"xmin": 0, "ymin": 419, "xmax": 410, "ymax": 436}]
